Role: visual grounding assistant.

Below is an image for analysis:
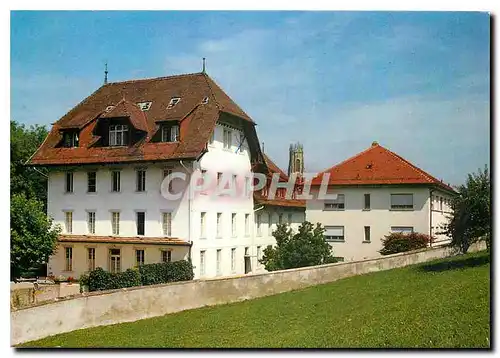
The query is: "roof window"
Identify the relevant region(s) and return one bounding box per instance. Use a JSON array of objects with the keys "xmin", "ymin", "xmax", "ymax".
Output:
[
  {"xmin": 202, "ymin": 97, "xmax": 209, "ymax": 104},
  {"xmin": 167, "ymin": 97, "xmax": 181, "ymax": 109},
  {"xmin": 105, "ymin": 105, "xmax": 115, "ymax": 113},
  {"xmin": 137, "ymin": 102, "xmax": 152, "ymax": 111}
]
